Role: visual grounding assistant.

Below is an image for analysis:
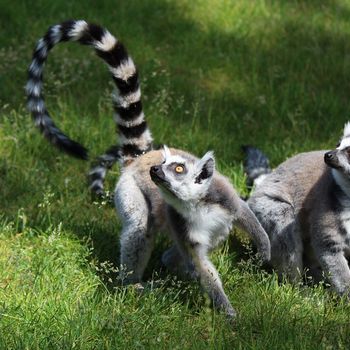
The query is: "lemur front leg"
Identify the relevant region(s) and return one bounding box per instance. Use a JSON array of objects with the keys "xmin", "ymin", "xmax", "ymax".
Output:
[
  {"xmin": 172, "ymin": 236, "xmax": 235, "ymax": 318},
  {"xmin": 190, "ymin": 243, "xmax": 236, "ymax": 318},
  {"xmin": 318, "ymin": 252, "xmax": 350, "ymax": 295},
  {"xmin": 115, "ymin": 175, "xmax": 154, "ymax": 285},
  {"xmin": 167, "ymin": 207, "xmax": 235, "ymax": 318},
  {"xmin": 313, "ymin": 234, "xmax": 350, "ymax": 296}
]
